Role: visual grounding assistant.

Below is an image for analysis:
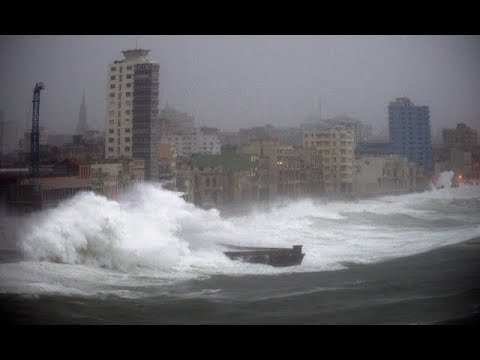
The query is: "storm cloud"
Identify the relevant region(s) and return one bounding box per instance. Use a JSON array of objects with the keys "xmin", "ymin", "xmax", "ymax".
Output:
[{"xmin": 0, "ymin": 35, "xmax": 479, "ymax": 139}]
